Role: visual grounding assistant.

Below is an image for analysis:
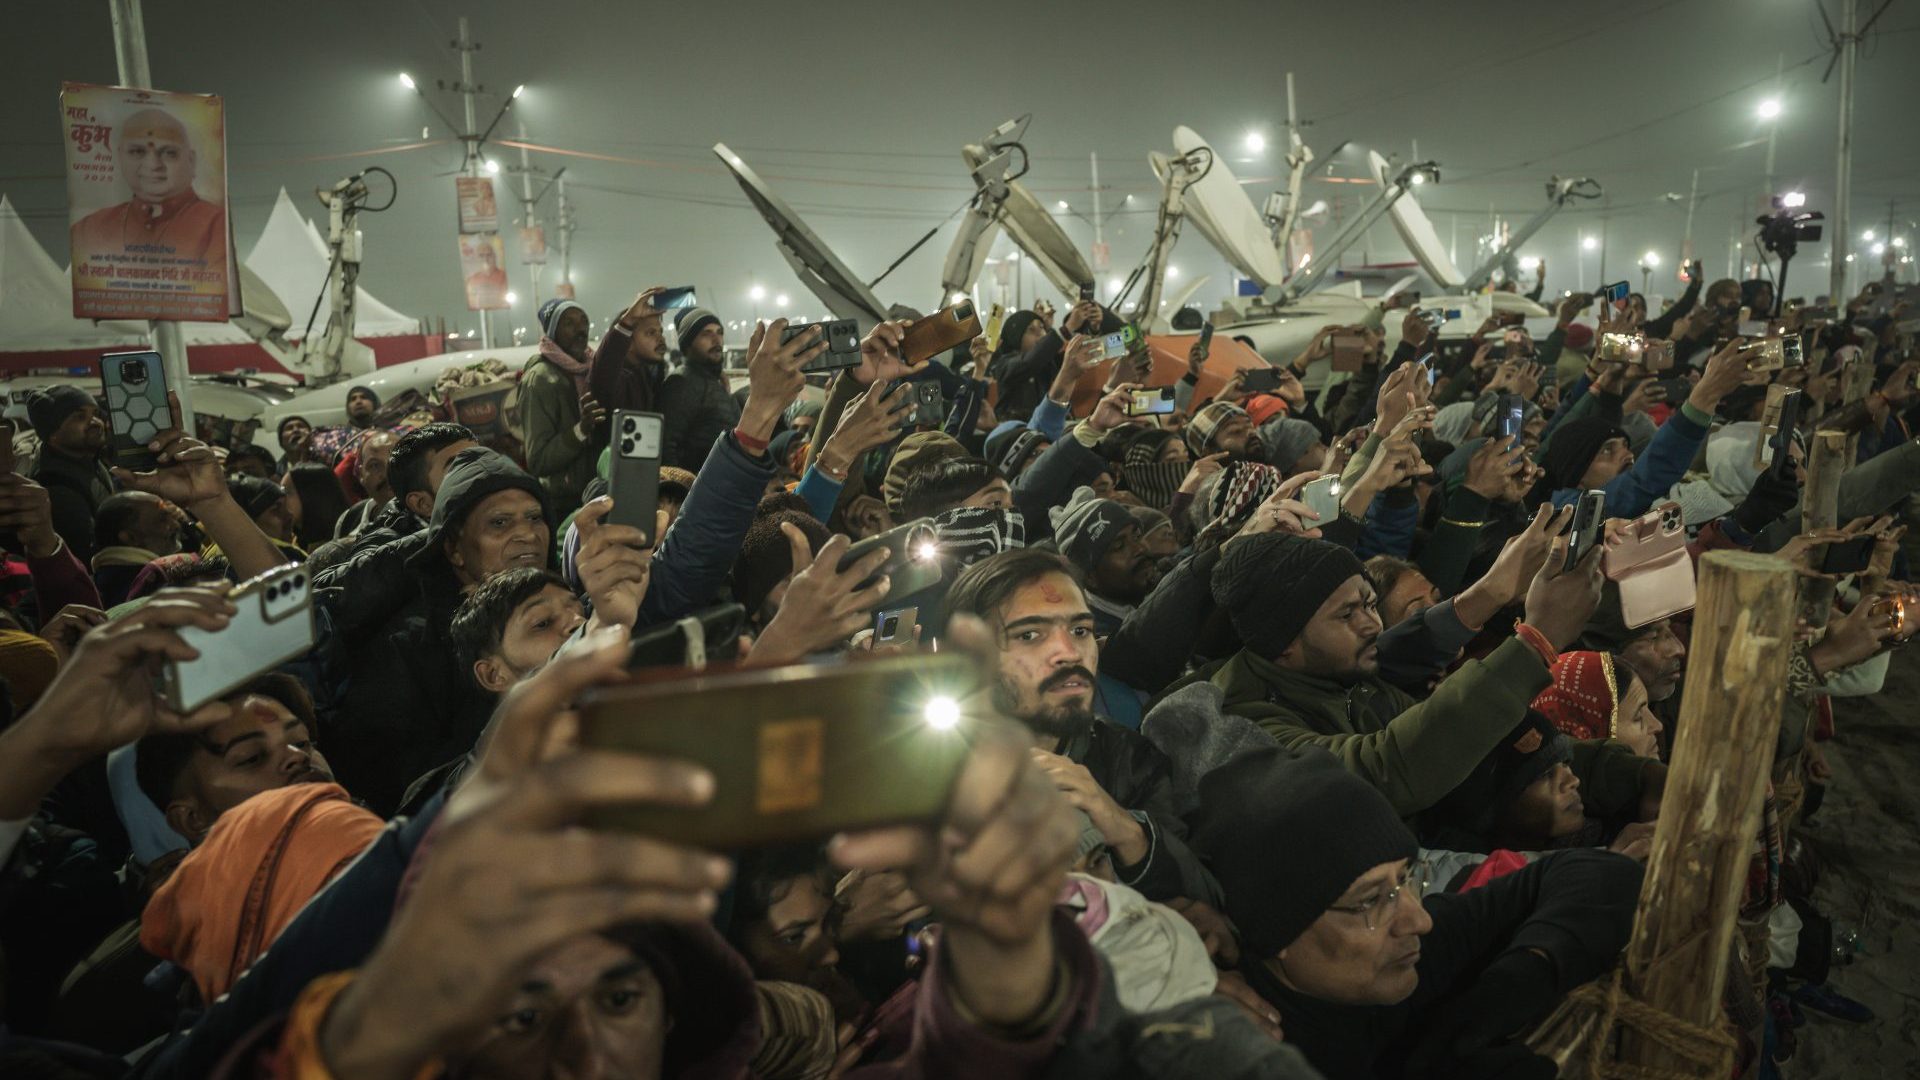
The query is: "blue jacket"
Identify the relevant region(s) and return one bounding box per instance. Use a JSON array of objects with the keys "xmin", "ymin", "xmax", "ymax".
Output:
[
  {"xmin": 1551, "ymin": 404, "xmax": 1711, "ymax": 519},
  {"xmin": 637, "ymin": 430, "xmax": 775, "ymax": 628},
  {"xmin": 1012, "ymin": 432, "xmax": 1107, "ymax": 544}
]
